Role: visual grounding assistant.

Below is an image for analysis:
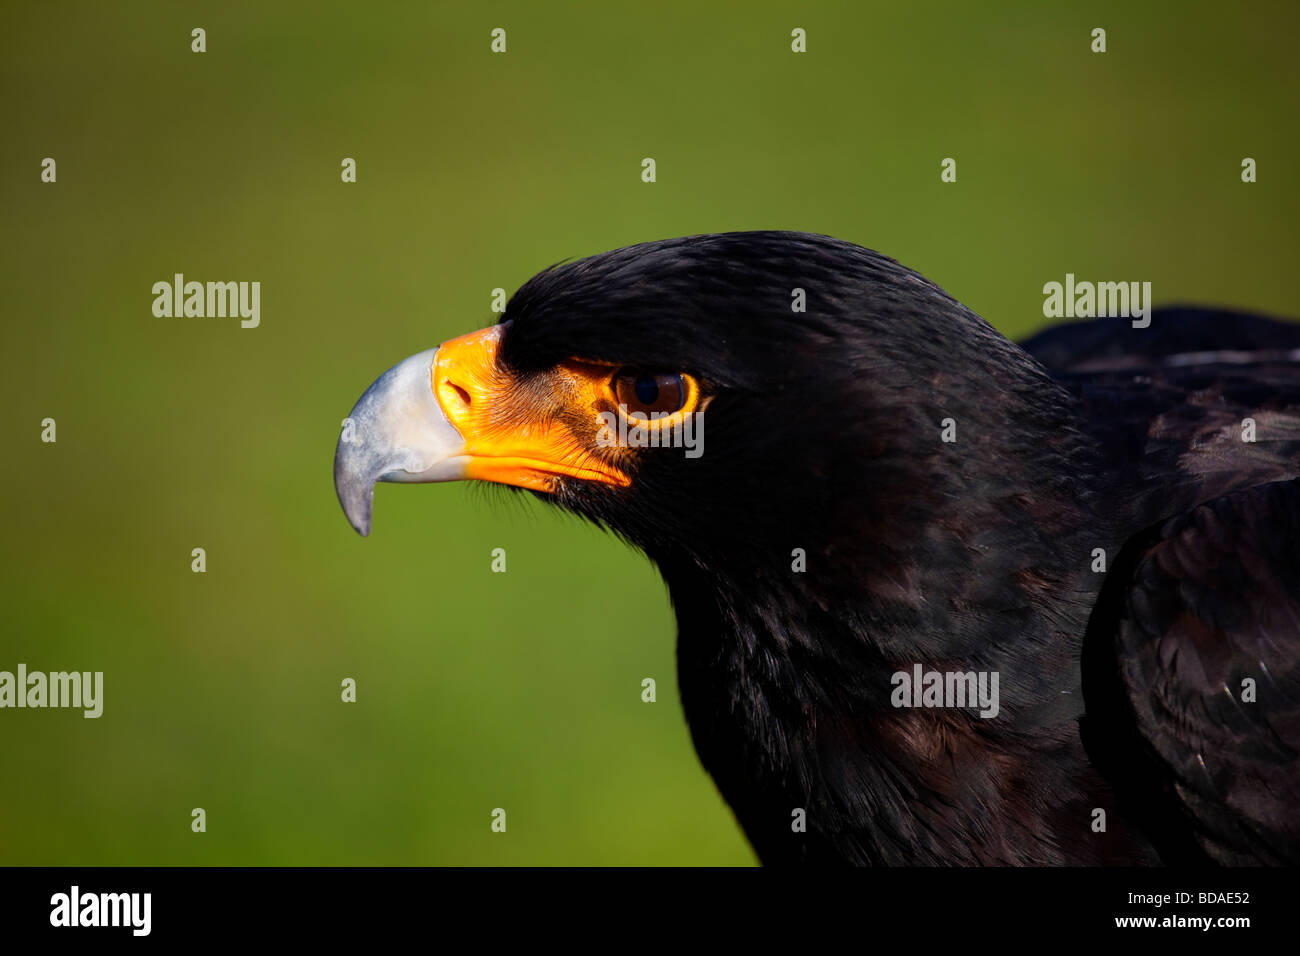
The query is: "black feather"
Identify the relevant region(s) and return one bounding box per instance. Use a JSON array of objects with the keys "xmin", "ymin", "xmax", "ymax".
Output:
[{"xmin": 494, "ymin": 231, "xmax": 1300, "ymax": 864}]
